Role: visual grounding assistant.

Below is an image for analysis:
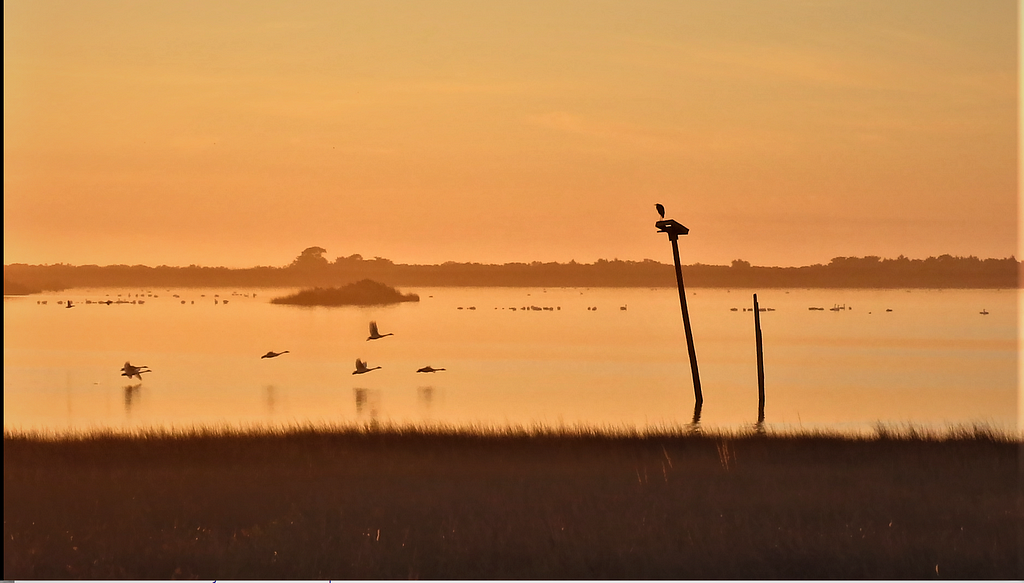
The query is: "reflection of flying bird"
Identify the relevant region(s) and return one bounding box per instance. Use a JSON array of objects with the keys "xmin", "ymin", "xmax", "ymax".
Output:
[
  {"xmin": 123, "ymin": 384, "xmax": 141, "ymax": 412},
  {"xmin": 367, "ymin": 321, "xmax": 394, "ymax": 341},
  {"xmin": 352, "ymin": 359, "xmax": 382, "ymax": 375},
  {"xmin": 120, "ymin": 361, "xmax": 151, "ymax": 381},
  {"xmin": 416, "ymin": 366, "xmax": 446, "ymax": 373},
  {"xmin": 261, "ymin": 350, "xmax": 289, "ymax": 359},
  {"xmin": 655, "ymin": 203, "xmax": 665, "ymax": 218}
]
